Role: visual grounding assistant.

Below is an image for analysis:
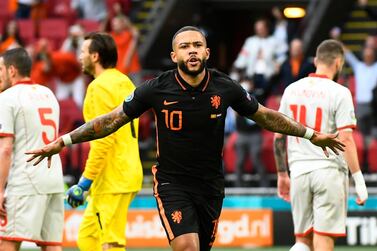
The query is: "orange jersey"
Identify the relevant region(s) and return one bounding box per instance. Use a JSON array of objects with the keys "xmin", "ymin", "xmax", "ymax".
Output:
[{"xmin": 111, "ymin": 30, "xmax": 141, "ymax": 74}]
